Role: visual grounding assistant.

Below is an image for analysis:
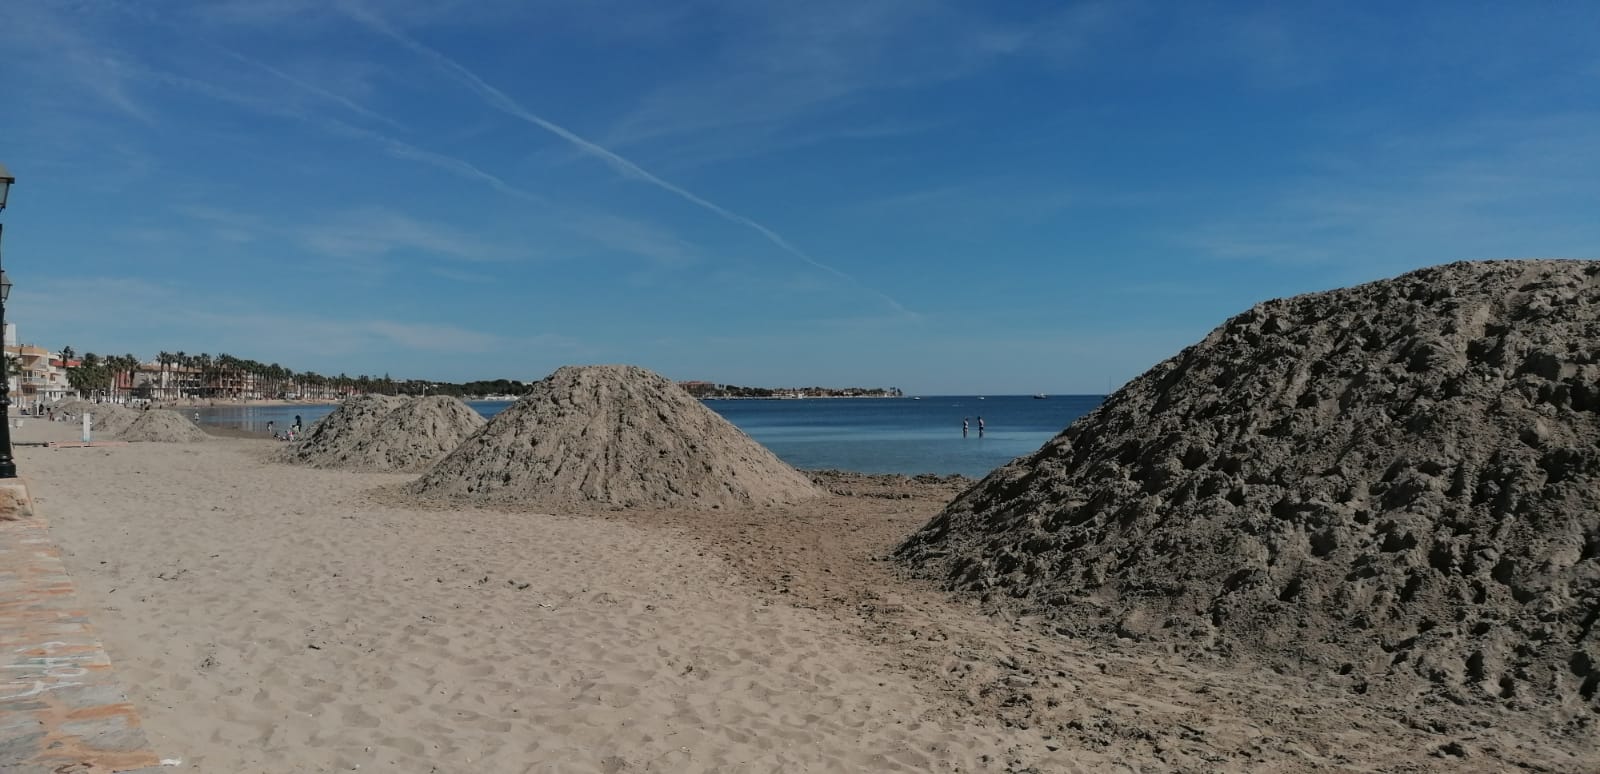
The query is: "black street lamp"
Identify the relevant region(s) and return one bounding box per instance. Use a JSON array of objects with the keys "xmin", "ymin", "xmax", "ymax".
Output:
[{"xmin": 0, "ymin": 161, "xmax": 16, "ymax": 478}]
